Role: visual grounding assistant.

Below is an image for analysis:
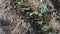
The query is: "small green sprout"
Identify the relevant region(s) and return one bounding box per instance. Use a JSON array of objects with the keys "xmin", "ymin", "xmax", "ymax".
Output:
[
  {"xmin": 42, "ymin": 26, "xmax": 49, "ymax": 31},
  {"xmin": 37, "ymin": 21, "xmax": 43, "ymax": 25},
  {"xmin": 48, "ymin": 32, "xmax": 56, "ymax": 34}
]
